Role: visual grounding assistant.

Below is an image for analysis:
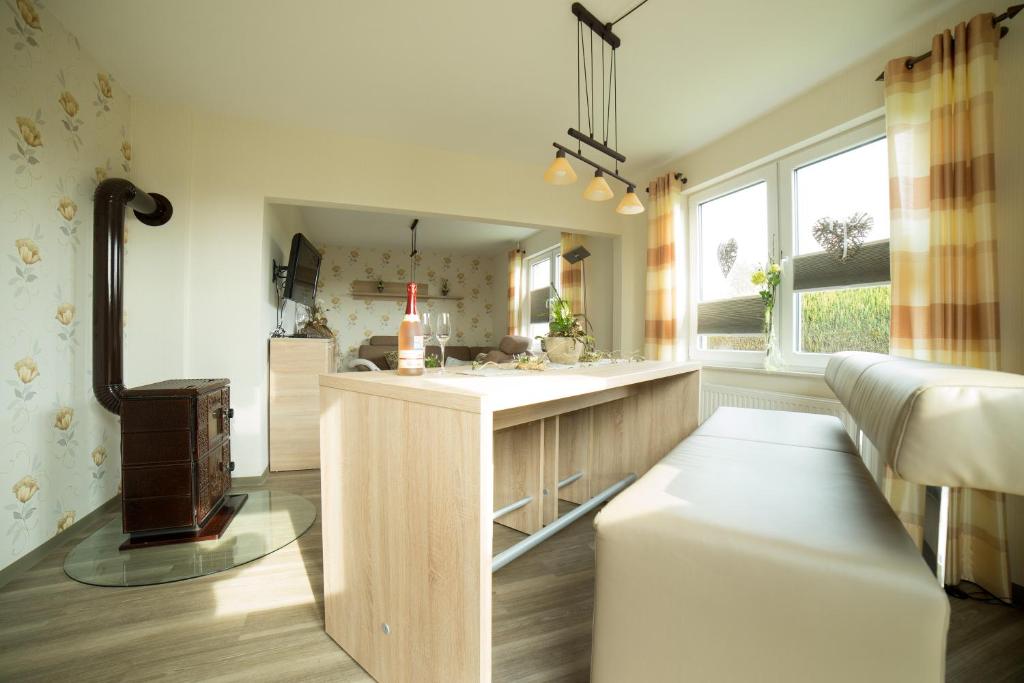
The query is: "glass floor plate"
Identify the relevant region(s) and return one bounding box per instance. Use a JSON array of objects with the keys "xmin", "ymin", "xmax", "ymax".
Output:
[{"xmin": 64, "ymin": 489, "xmax": 316, "ymax": 587}]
